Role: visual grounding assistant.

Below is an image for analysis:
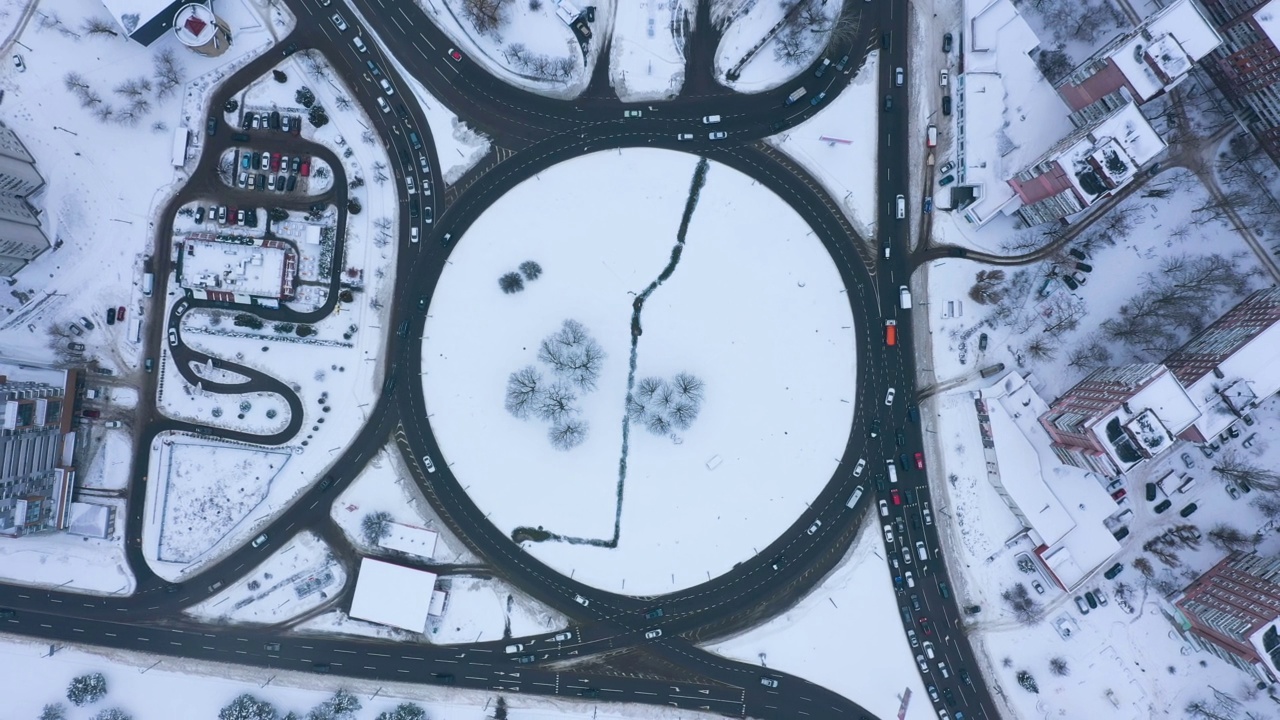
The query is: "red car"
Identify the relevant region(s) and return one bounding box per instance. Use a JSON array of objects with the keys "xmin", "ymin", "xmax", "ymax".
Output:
[
  {"xmin": 1111, "ymin": 488, "xmax": 1127, "ymax": 502},
  {"xmin": 448, "ymin": 48, "xmax": 462, "ymax": 62},
  {"xmin": 914, "ymin": 452, "xmax": 925, "ymax": 470},
  {"xmin": 117, "ymin": 306, "xmax": 126, "ymax": 322},
  {"xmin": 300, "ymin": 158, "xmax": 311, "ymax": 177},
  {"xmin": 228, "ymin": 207, "xmax": 239, "ymax": 226},
  {"xmin": 270, "ymin": 152, "xmax": 281, "ymax": 172},
  {"xmin": 919, "ymin": 618, "xmax": 933, "ymax": 635},
  {"xmin": 890, "ymin": 489, "xmax": 902, "ymax": 505},
  {"xmin": 82, "ymin": 409, "xmax": 101, "ymax": 419}
]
